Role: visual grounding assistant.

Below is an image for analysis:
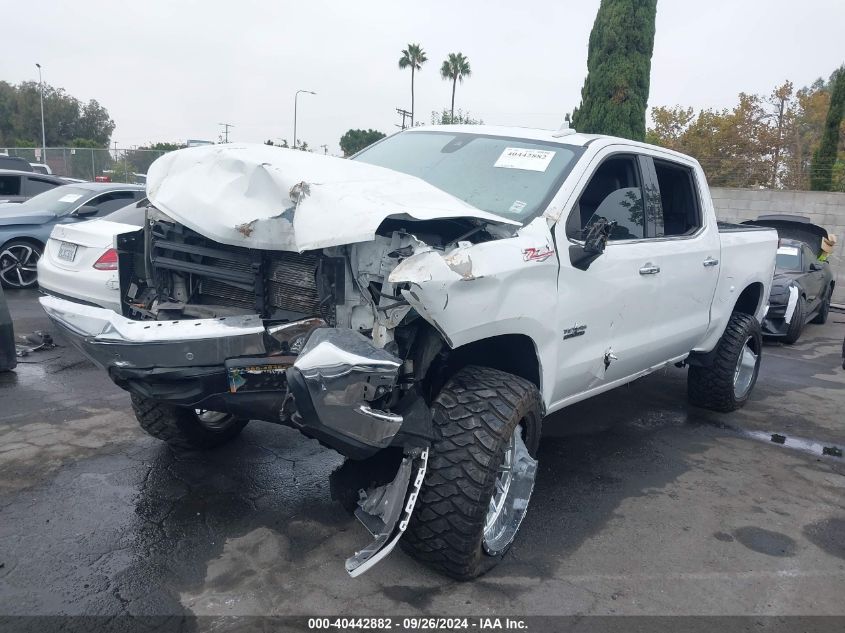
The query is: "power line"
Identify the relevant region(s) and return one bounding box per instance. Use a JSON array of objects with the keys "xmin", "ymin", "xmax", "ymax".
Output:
[
  {"xmin": 395, "ymin": 108, "xmax": 412, "ymax": 130},
  {"xmin": 218, "ymin": 122, "xmax": 234, "ymax": 143}
]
